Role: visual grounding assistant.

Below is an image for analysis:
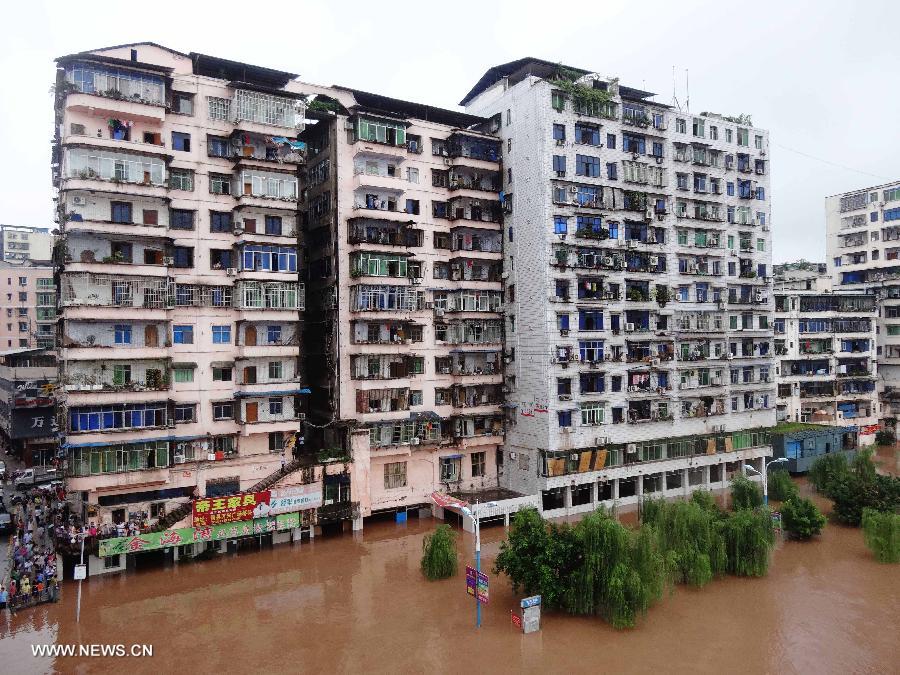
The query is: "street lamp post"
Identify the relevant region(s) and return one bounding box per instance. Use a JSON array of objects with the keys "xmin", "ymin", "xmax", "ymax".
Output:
[
  {"xmin": 75, "ymin": 532, "xmax": 85, "ymax": 623},
  {"xmin": 743, "ymin": 457, "xmax": 788, "ymax": 506},
  {"xmin": 461, "ymin": 501, "xmax": 497, "ymax": 629}
]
